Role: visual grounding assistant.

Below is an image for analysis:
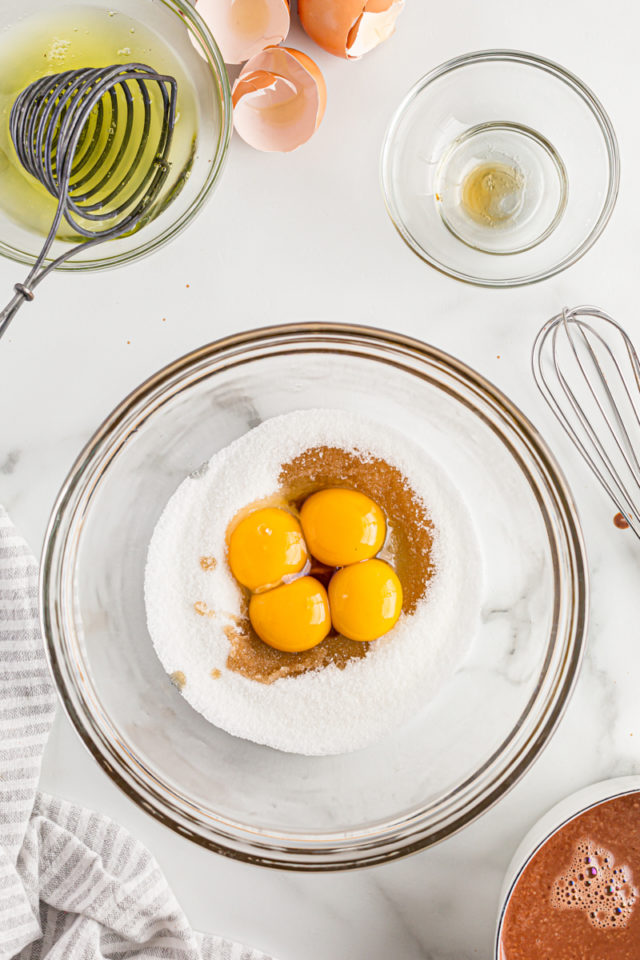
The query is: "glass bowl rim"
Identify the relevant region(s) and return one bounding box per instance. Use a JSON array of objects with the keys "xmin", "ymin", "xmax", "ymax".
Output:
[
  {"xmin": 380, "ymin": 48, "xmax": 621, "ymax": 288},
  {"xmin": 40, "ymin": 322, "xmax": 589, "ymax": 870},
  {"xmin": 0, "ymin": 0, "xmax": 233, "ymax": 272}
]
